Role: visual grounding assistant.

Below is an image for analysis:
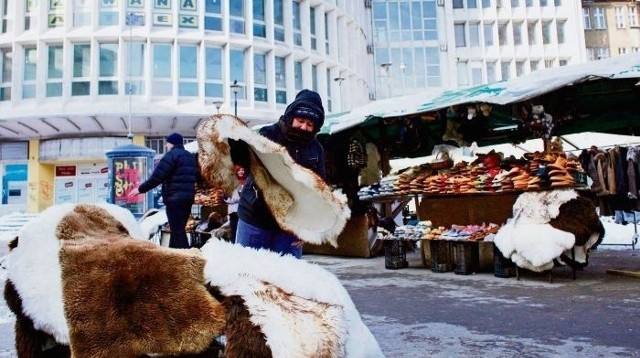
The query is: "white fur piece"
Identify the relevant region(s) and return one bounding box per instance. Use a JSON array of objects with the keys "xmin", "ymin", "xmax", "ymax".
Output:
[
  {"xmin": 6, "ymin": 204, "xmax": 75, "ymax": 344},
  {"xmin": 6, "ymin": 203, "xmax": 144, "ymax": 344},
  {"xmin": 201, "ymin": 239, "xmax": 383, "ymax": 358},
  {"xmin": 495, "ymin": 189, "xmax": 579, "ymax": 272},
  {"xmin": 197, "ymin": 115, "xmax": 350, "ymax": 247},
  {"xmin": 138, "ymin": 208, "xmax": 168, "ymax": 240}
]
